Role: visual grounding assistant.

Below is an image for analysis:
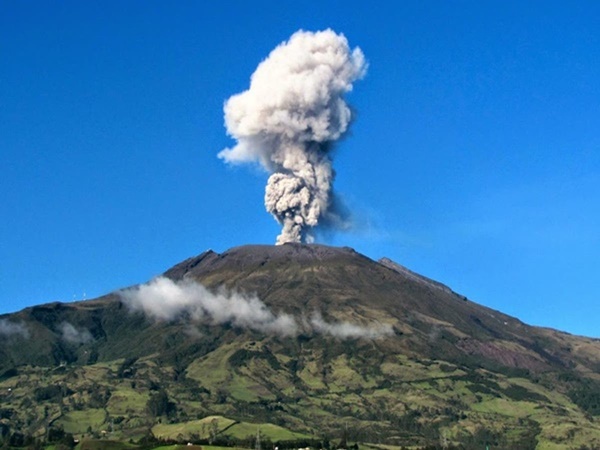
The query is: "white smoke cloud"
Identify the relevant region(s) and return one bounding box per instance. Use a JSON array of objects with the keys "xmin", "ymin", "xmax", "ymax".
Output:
[
  {"xmin": 0, "ymin": 319, "xmax": 29, "ymax": 339},
  {"xmin": 120, "ymin": 277, "xmax": 298, "ymax": 336},
  {"xmin": 308, "ymin": 312, "xmax": 393, "ymax": 339},
  {"xmin": 119, "ymin": 277, "xmax": 390, "ymax": 340},
  {"xmin": 59, "ymin": 321, "xmax": 93, "ymax": 345},
  {"xmin": 219, "ymin": 29, "xmax": 367, "ymax": 244}
]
